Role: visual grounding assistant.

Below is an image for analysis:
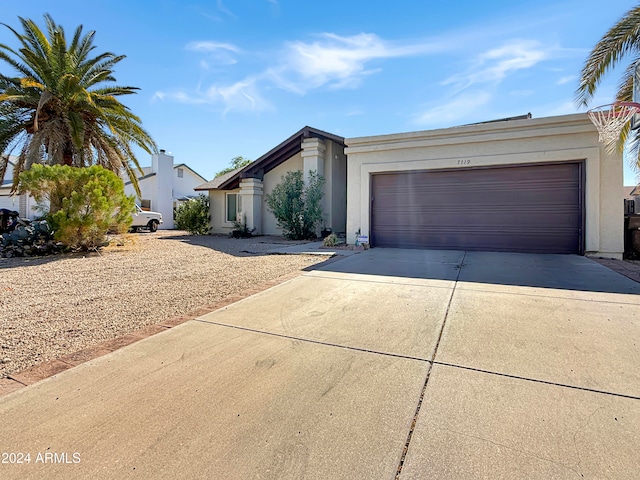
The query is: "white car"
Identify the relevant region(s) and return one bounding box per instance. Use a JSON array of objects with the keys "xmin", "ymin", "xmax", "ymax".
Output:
[{"xmin": 130, "ymin": 204, "xmax": 163, "ymax": 232}]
